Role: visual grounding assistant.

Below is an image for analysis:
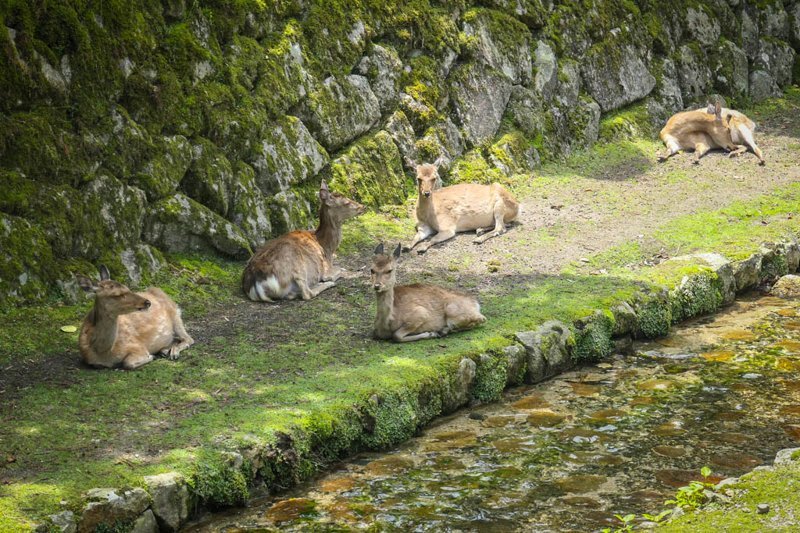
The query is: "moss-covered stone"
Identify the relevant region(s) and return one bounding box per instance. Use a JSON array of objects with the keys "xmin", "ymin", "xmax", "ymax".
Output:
[
  {"xmin": 180, "ymin": 139, "xmax": 233, "ymax": 217},
  {"xmin": 298, "ymin": 75, "xmax": 381, "ymax": 151},
  {"xmin": 190, "ymin": 451, "xmax": 249, "ymax": 510},
  {"xmin": 448, "ymin": 61, "xmax": 512, "ymax": 147},
  {"xmin": 449, "ymin": 149, "xmax": 506, "ymax": 185},
  {"xmin": 472, "ymin": 352, "xmax": 509, "ymax": 403},
  {"xmin": 462, "ymin": 8, "xmax": 532, "ymax": 84},
  {"xmin": 632, "ymin": 291, "xmax": 673, "ymax": 339},
  {"xmin": 228, "ymin": 162, "xmax": 272, "ymax": 248},
  {"xmin": 143, "ymin": 193, "xmax": 251, "ymax": 257},
  {"xmin": 0, "ymin": 214, "xmax": 55, "ymax": 304},
  {"xmin": 414, "ymin": 119, "xmax": 465, "ymax": 168},
  {"xmin": 669, "ymin": 268, "xmax": 724, "ymax": 323},
  {"xmin": 132, "ymin": 135, "xmax": 193, "ymax": 201},
  {"xmin": 359, "ymin": 391, "xmax": 419, "ymax": 450},
  {"xmin": 327, "ymin": 130, "xmax": 407, "ymax": 208},
  {"xmin": 572, "ymin": 311, "xmax": 615, "ymax": 362},
  {"xmin": 355, "ymin": 43, "xmax": 403, "ymax": 113}
]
